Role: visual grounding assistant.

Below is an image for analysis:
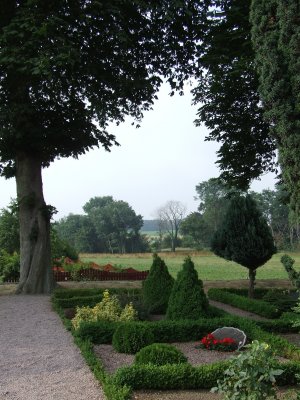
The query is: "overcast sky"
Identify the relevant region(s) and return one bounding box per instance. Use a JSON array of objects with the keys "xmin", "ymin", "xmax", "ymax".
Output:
[{"xmin": 0, "ymin": 82, "xmax": 276, "ymax": 221}]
